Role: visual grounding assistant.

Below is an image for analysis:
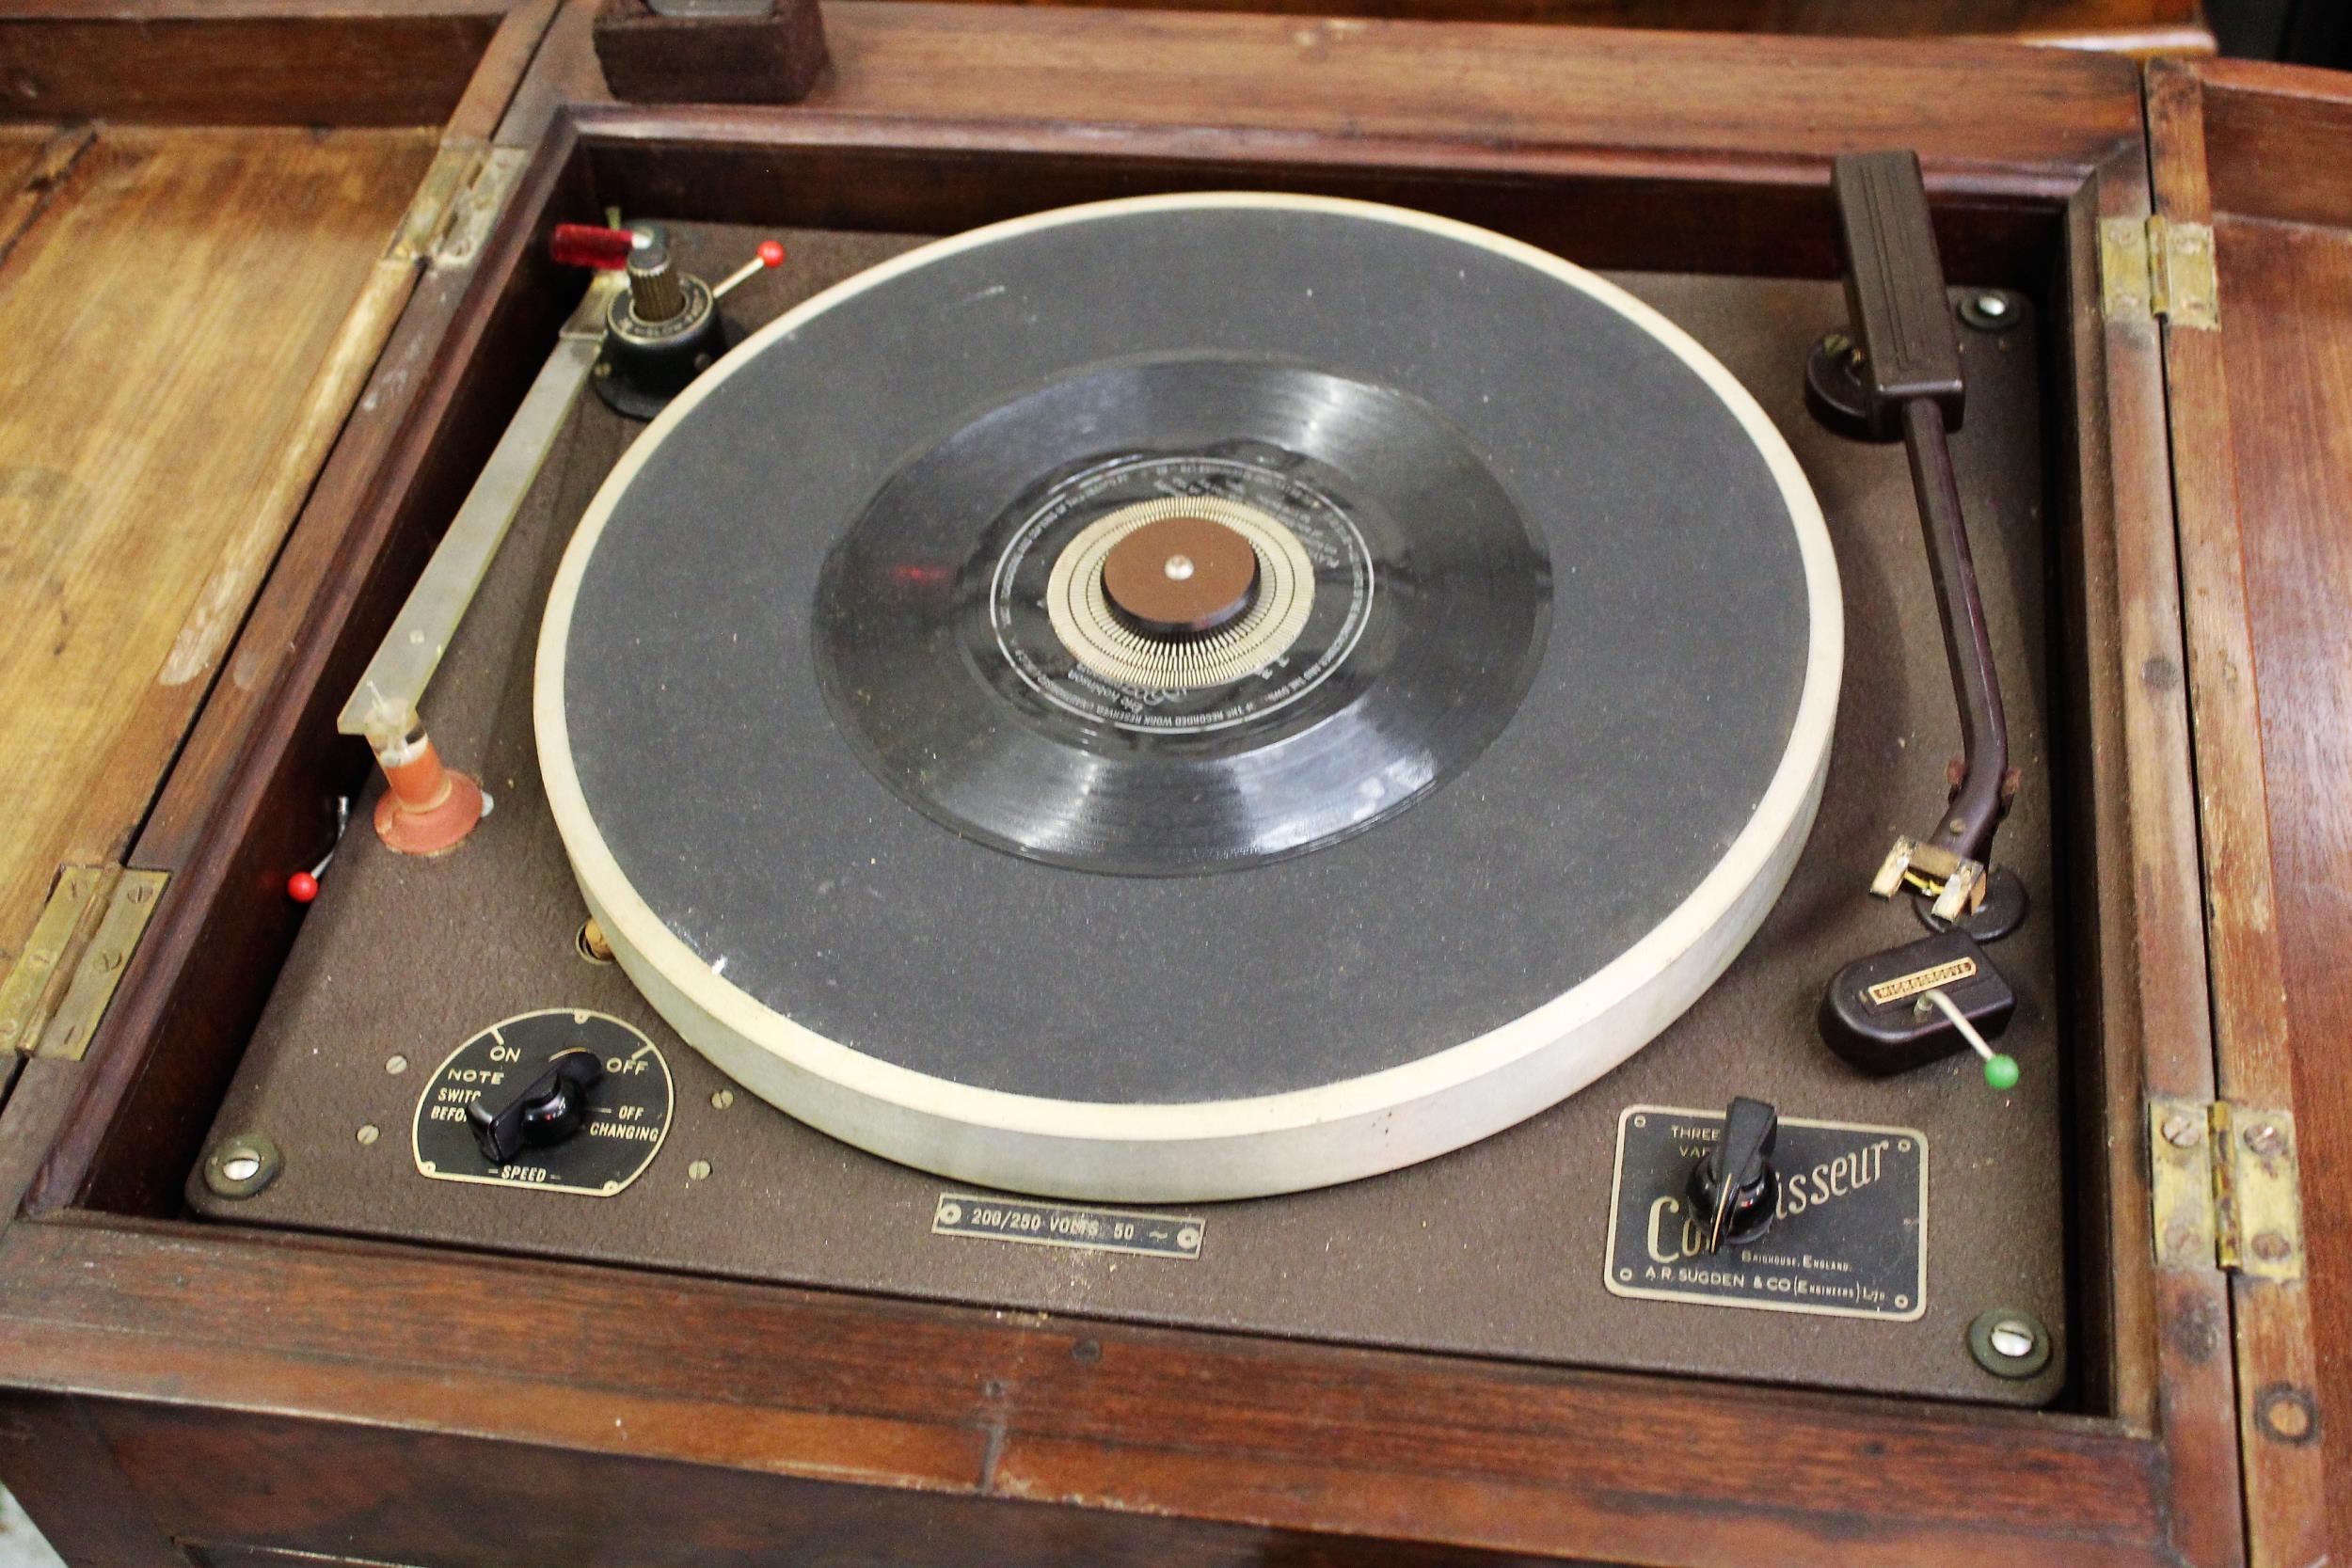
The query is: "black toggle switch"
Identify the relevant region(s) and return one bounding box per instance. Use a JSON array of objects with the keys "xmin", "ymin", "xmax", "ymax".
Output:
[
  {"xmin": 1819, "ymin": 928, "xmax": 2016, "ymax": 1079},
  {"xmin": 1685, "ymin": 1097, "xmax": 1779, "ymax": 1253},
  {"xmin": 468, "ymin": 1048, "xmax": 606, "ymax": 1165}
]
